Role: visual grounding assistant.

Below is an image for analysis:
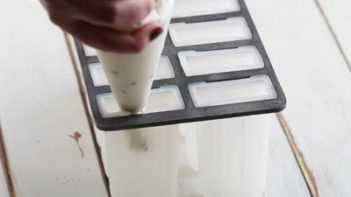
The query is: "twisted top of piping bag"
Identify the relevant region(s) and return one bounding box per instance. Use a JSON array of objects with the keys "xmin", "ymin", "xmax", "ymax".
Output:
[{"xmin": 139, "ymin": 0, "xmax": 175, "ymax": 28}]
